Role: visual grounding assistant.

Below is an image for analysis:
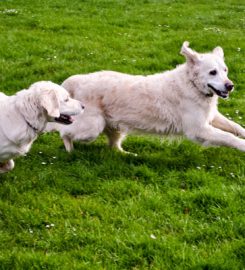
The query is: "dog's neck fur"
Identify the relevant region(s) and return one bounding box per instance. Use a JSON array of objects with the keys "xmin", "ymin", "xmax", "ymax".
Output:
[{"xmin": 14, "ymin": 89, "xmax": 47, "ymax": 134}]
